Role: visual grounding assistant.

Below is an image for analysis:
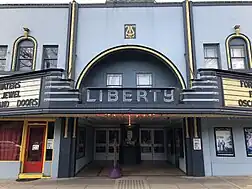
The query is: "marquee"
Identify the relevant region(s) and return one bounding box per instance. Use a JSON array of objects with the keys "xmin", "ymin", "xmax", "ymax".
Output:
[{"xmin": 0, "ymin": 78, "xmax": 41, "ymax": 109}]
